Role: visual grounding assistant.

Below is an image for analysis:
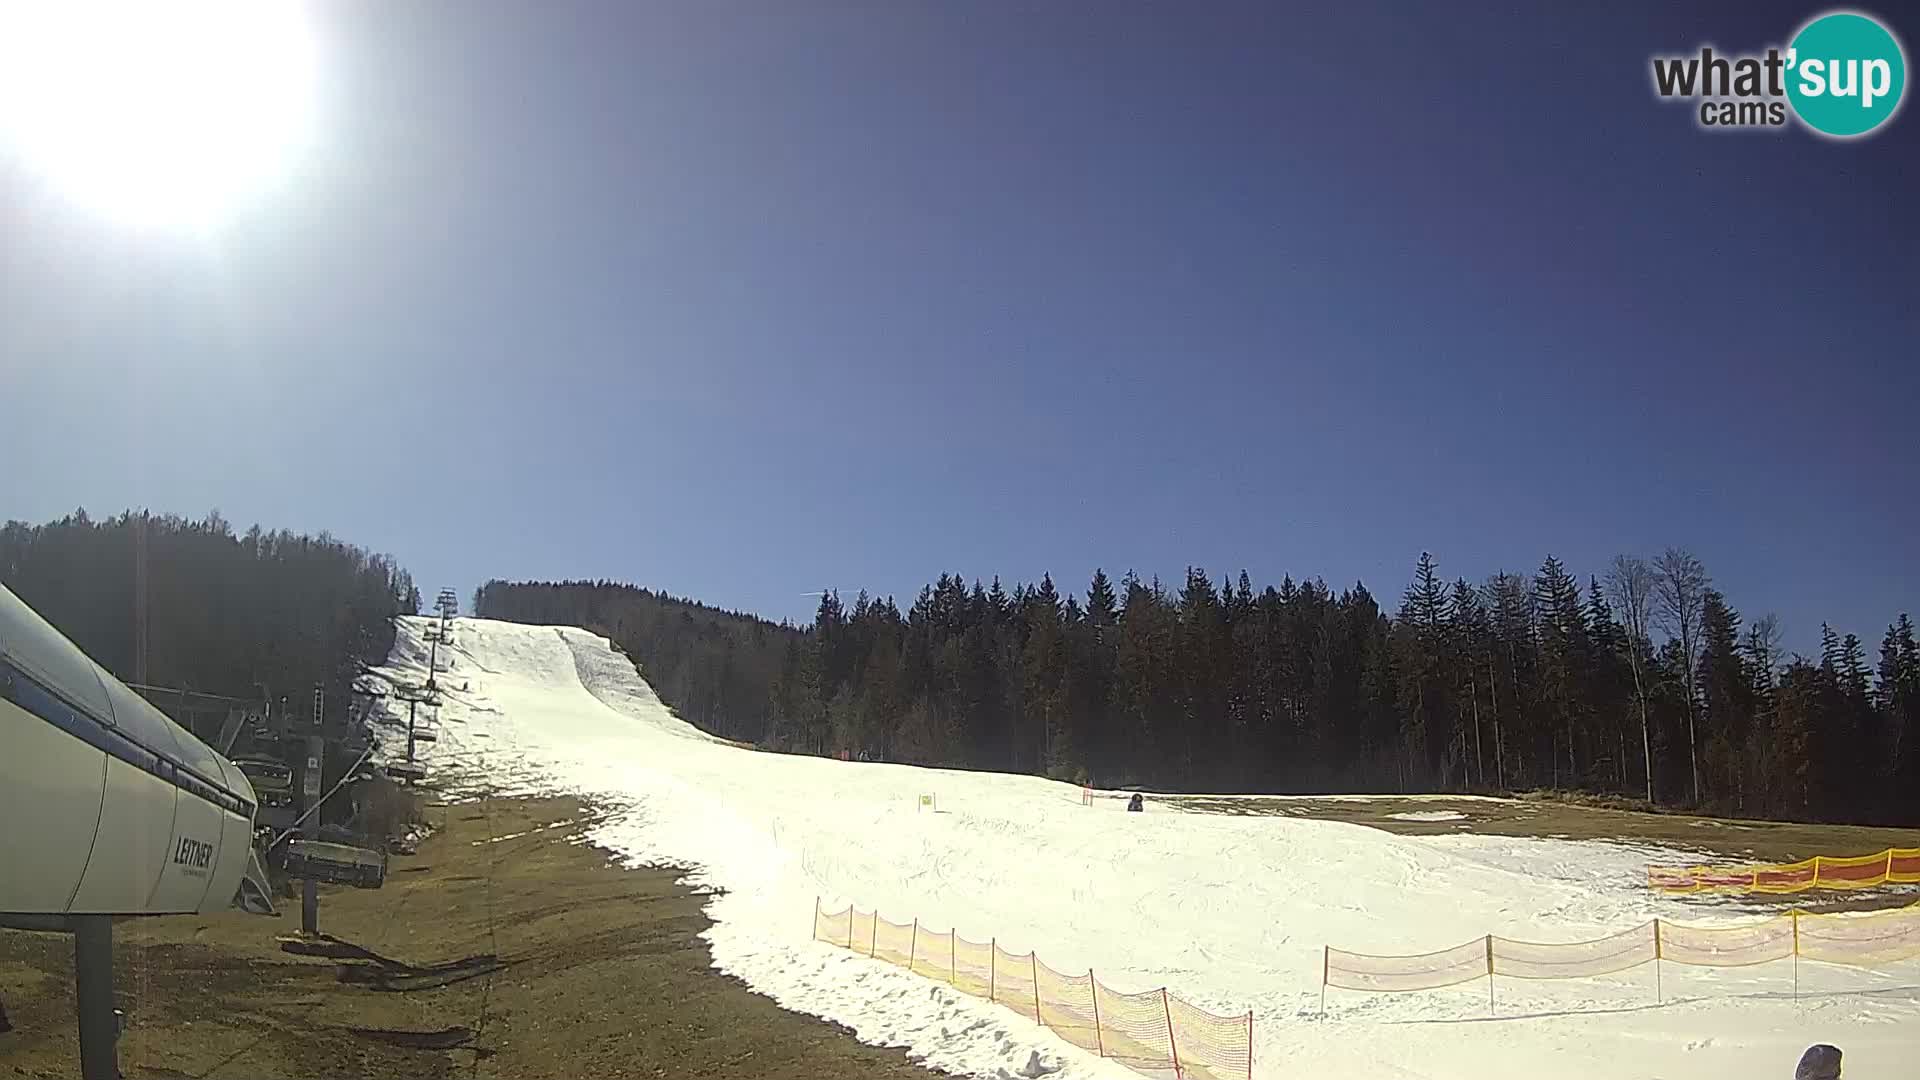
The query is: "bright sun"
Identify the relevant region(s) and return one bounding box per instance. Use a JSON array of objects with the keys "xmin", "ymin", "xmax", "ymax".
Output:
[{"xmin": 0, "ymin": 1, "xmax": 319, "ymax": 229}]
